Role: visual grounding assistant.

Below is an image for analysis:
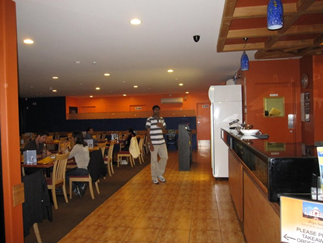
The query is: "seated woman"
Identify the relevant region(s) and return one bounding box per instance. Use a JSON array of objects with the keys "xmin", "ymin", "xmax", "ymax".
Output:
[{"xmin": 66, "ymin": 131, "xmax": 90, "ymax": 197}]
